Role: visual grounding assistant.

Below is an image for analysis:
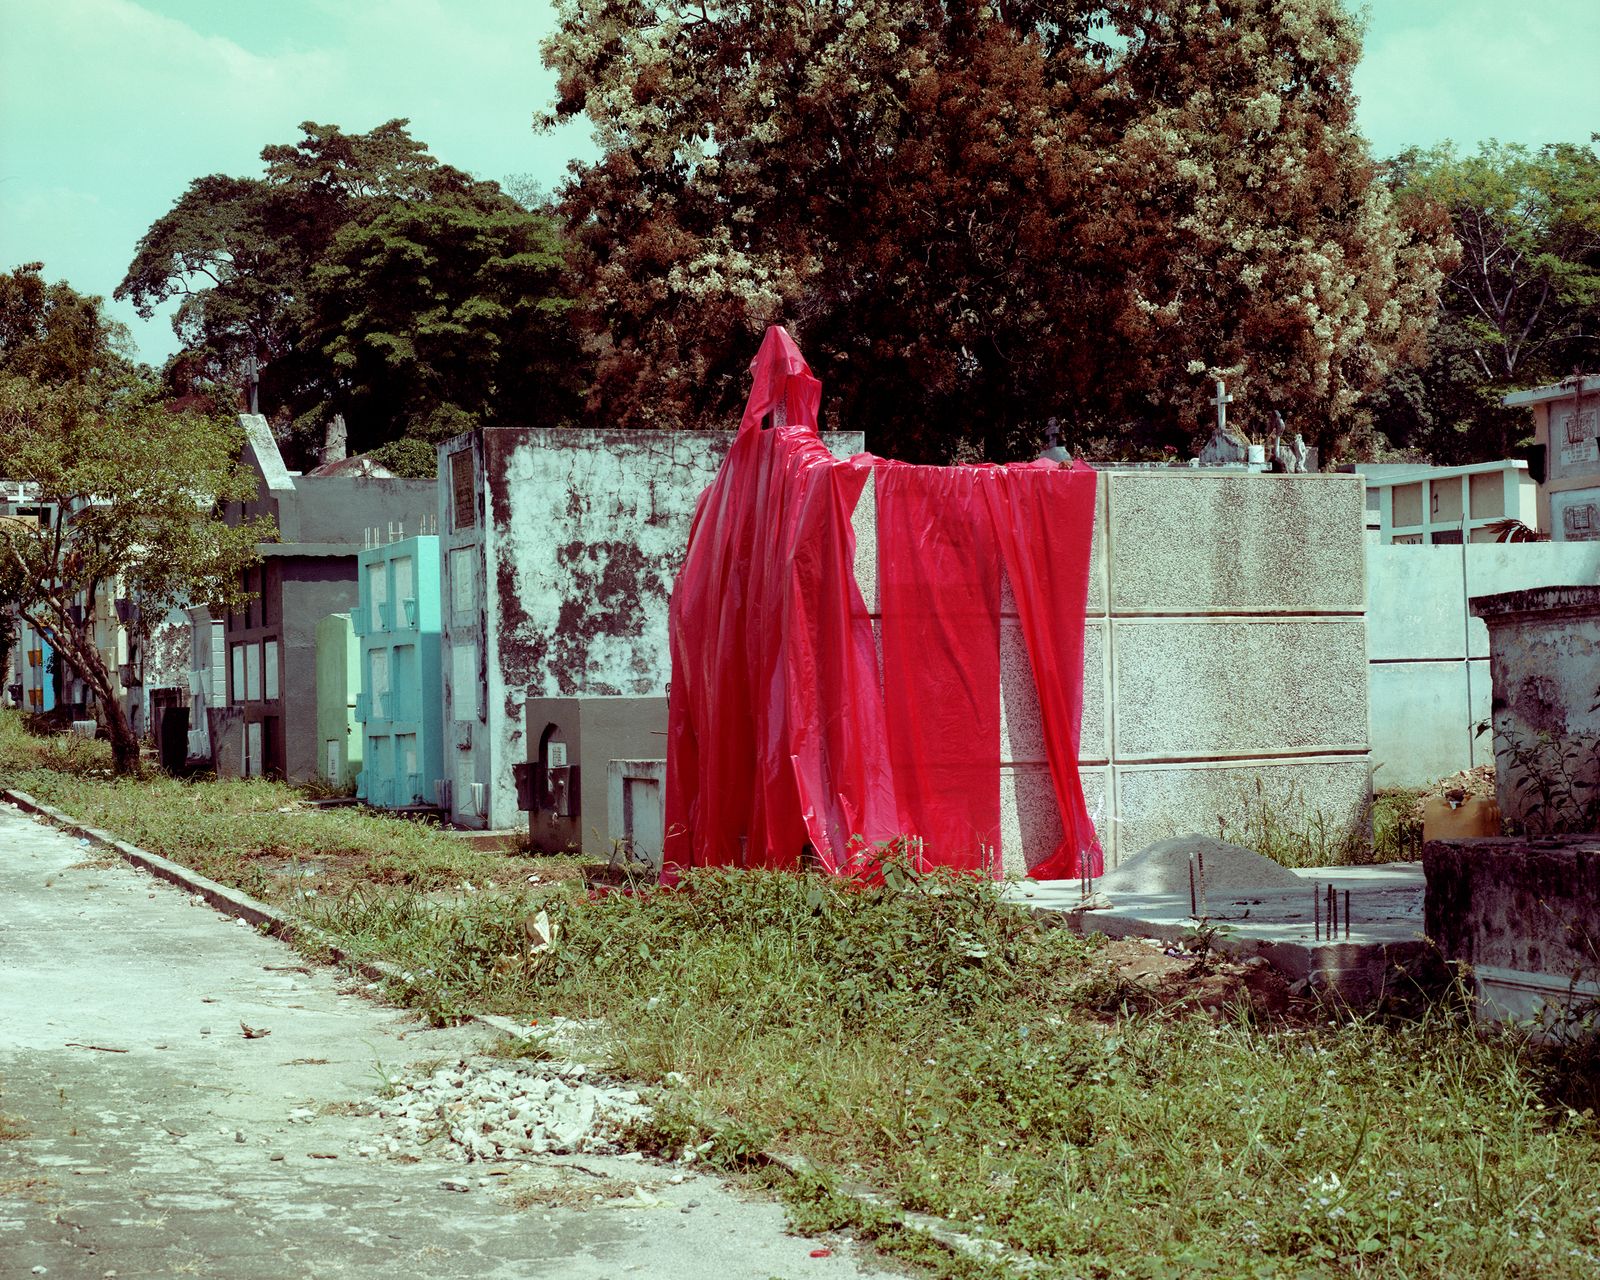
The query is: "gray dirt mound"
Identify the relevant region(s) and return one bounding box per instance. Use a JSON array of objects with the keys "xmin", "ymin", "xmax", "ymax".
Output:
[{"xmin": 1097, "ymin": 834, "xmax": 1303, "ymax": 895}]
